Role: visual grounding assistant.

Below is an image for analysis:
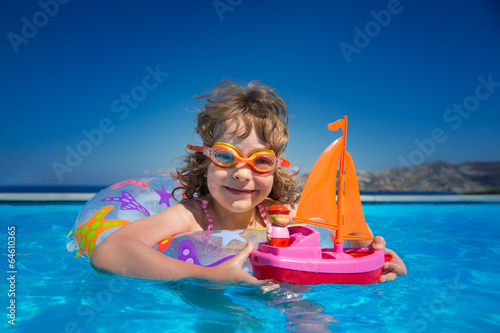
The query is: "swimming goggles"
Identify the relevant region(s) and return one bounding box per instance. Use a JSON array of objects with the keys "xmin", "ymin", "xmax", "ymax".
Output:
[{"xmin": 187, "ymin": 142, "xmax": 291, "ymax": 173}]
